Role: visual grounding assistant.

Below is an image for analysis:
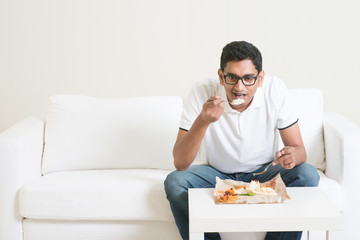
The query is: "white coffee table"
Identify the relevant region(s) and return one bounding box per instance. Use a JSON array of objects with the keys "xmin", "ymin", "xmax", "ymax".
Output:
[{"xmin": 189, "ymin": 187, "xmax": 342, "ymax": 240}]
